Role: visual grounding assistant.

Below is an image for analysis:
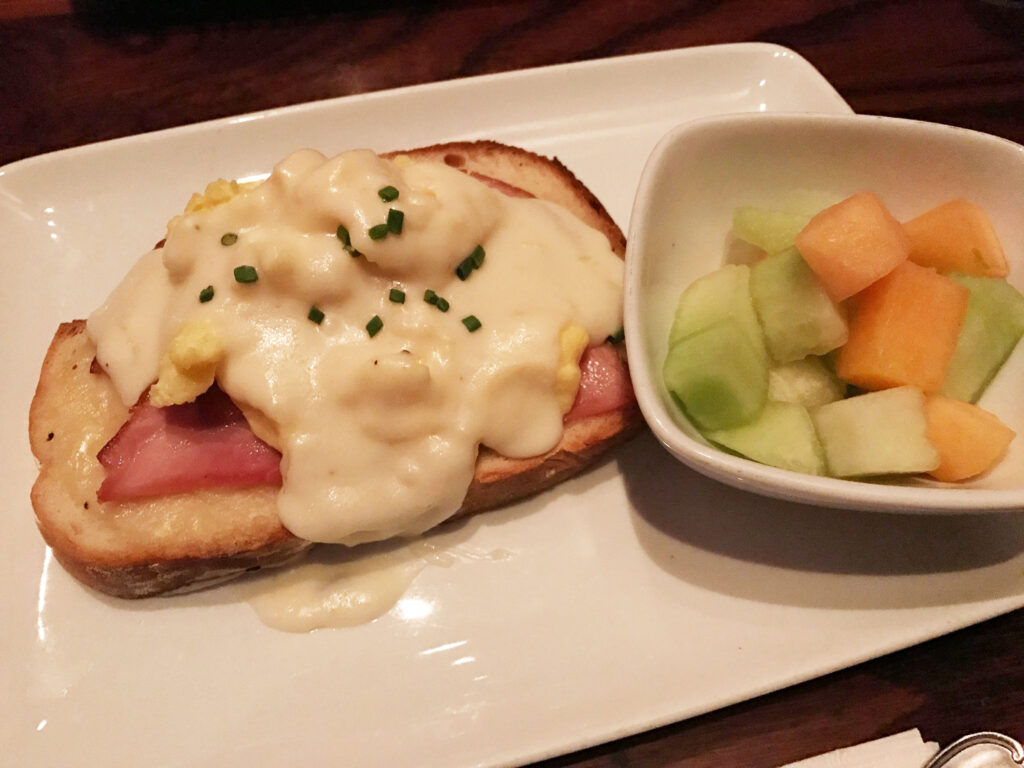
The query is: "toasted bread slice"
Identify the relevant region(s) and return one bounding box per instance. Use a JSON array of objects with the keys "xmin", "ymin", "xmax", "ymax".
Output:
[{"xmin": 29, "ymin": 142, "xmax": 642, "ymax": 598}]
